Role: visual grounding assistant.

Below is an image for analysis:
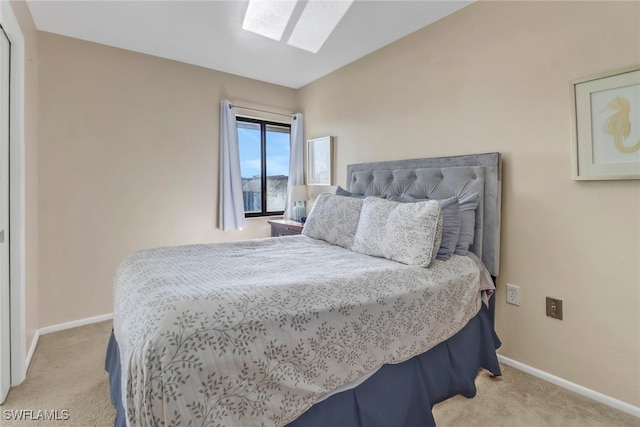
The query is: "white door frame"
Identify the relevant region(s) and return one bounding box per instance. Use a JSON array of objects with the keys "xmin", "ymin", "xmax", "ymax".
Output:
[
  {"xmin": 0, "ymin": 23, "xmax": 10, "ymax": 404},
  {"xmin": 0, "ymin": 1, "xmax": 27, "ymax": 390}
]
